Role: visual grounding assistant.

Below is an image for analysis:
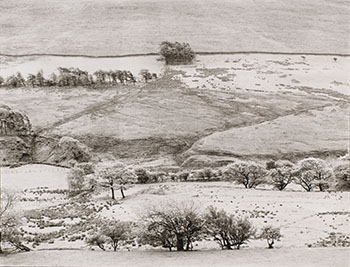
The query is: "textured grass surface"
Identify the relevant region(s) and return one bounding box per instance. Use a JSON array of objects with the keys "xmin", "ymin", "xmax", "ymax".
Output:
[{"xmin": 0, "ymin": 0, "xmax": 349, "ymax": 55}]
